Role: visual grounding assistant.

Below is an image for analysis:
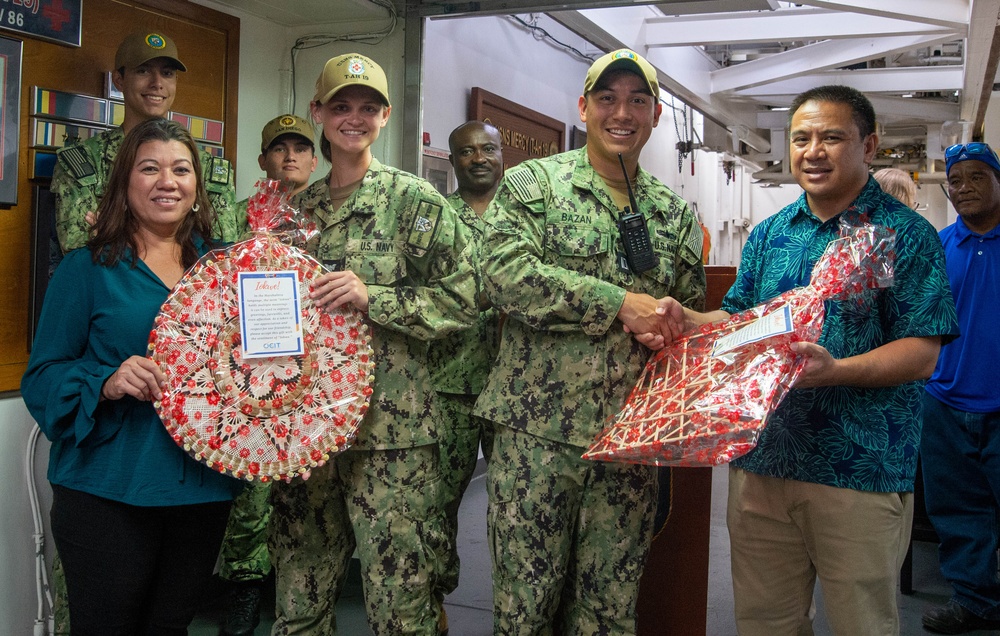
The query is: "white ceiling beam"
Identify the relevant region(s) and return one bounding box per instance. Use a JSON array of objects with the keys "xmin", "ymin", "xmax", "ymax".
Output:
[
  {"xmin": 748, "ymin": 94, "xmax": 960, "ymax": 123},
  {"xmin": 959, "ymin": 0, "xmax": 1000, "ymax": 132},
  {"xmin": 867, "ymin": 96, "xmax": 960, "ymax": 121},
  {"xmin": 711, "ymin": 33, "xmax": 961, "ymax": 93},
  {"xmin": 553, "ymin": 9, "xmax": 712, "ymax": 106},
  {"xmin": 732, "ymin": 66, "xmax": 964, "ymax": 97},
  {"xmin": 750, "ymin": 95, "xmax": 958, "ymax": 122},
  {"xmin": 644, "ymin": 9, "xmax": 957, "ymax": 48},
  {"xmin": 793, "ymin": 0, "xmax": 970, "ymax": 29},
  {"xmin": 653, "ymin": 0, "xmax": 780, "ymax": 17},
  {"xmin": 553, "ymin": 7, "xmax": 772, "ymax": 151}
]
